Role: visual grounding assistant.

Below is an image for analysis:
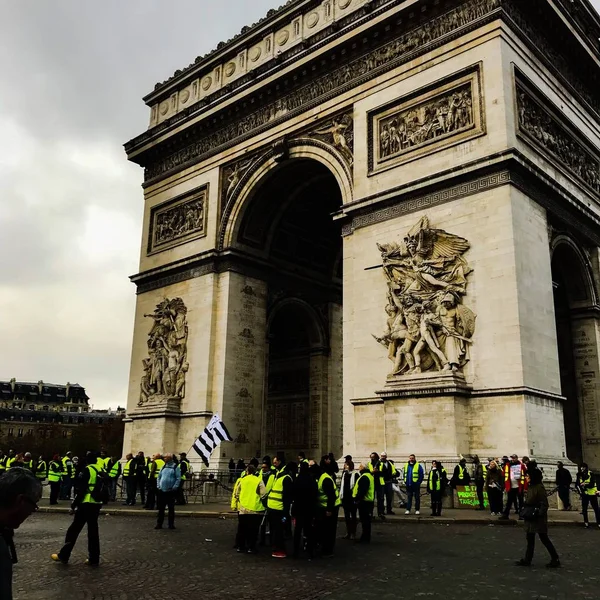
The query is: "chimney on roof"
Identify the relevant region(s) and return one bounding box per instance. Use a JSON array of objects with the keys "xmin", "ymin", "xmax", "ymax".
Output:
[
  {"xmin": 38, "ymin": 380, "xmax": 43, "ymax": 394},
  {"xmin": 9, "ymin": 378, "xmax": 15, "ymax": 393},
  {"xmin": 66, "ymin": 382, "xmax": 70, "ymax": 399}
]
